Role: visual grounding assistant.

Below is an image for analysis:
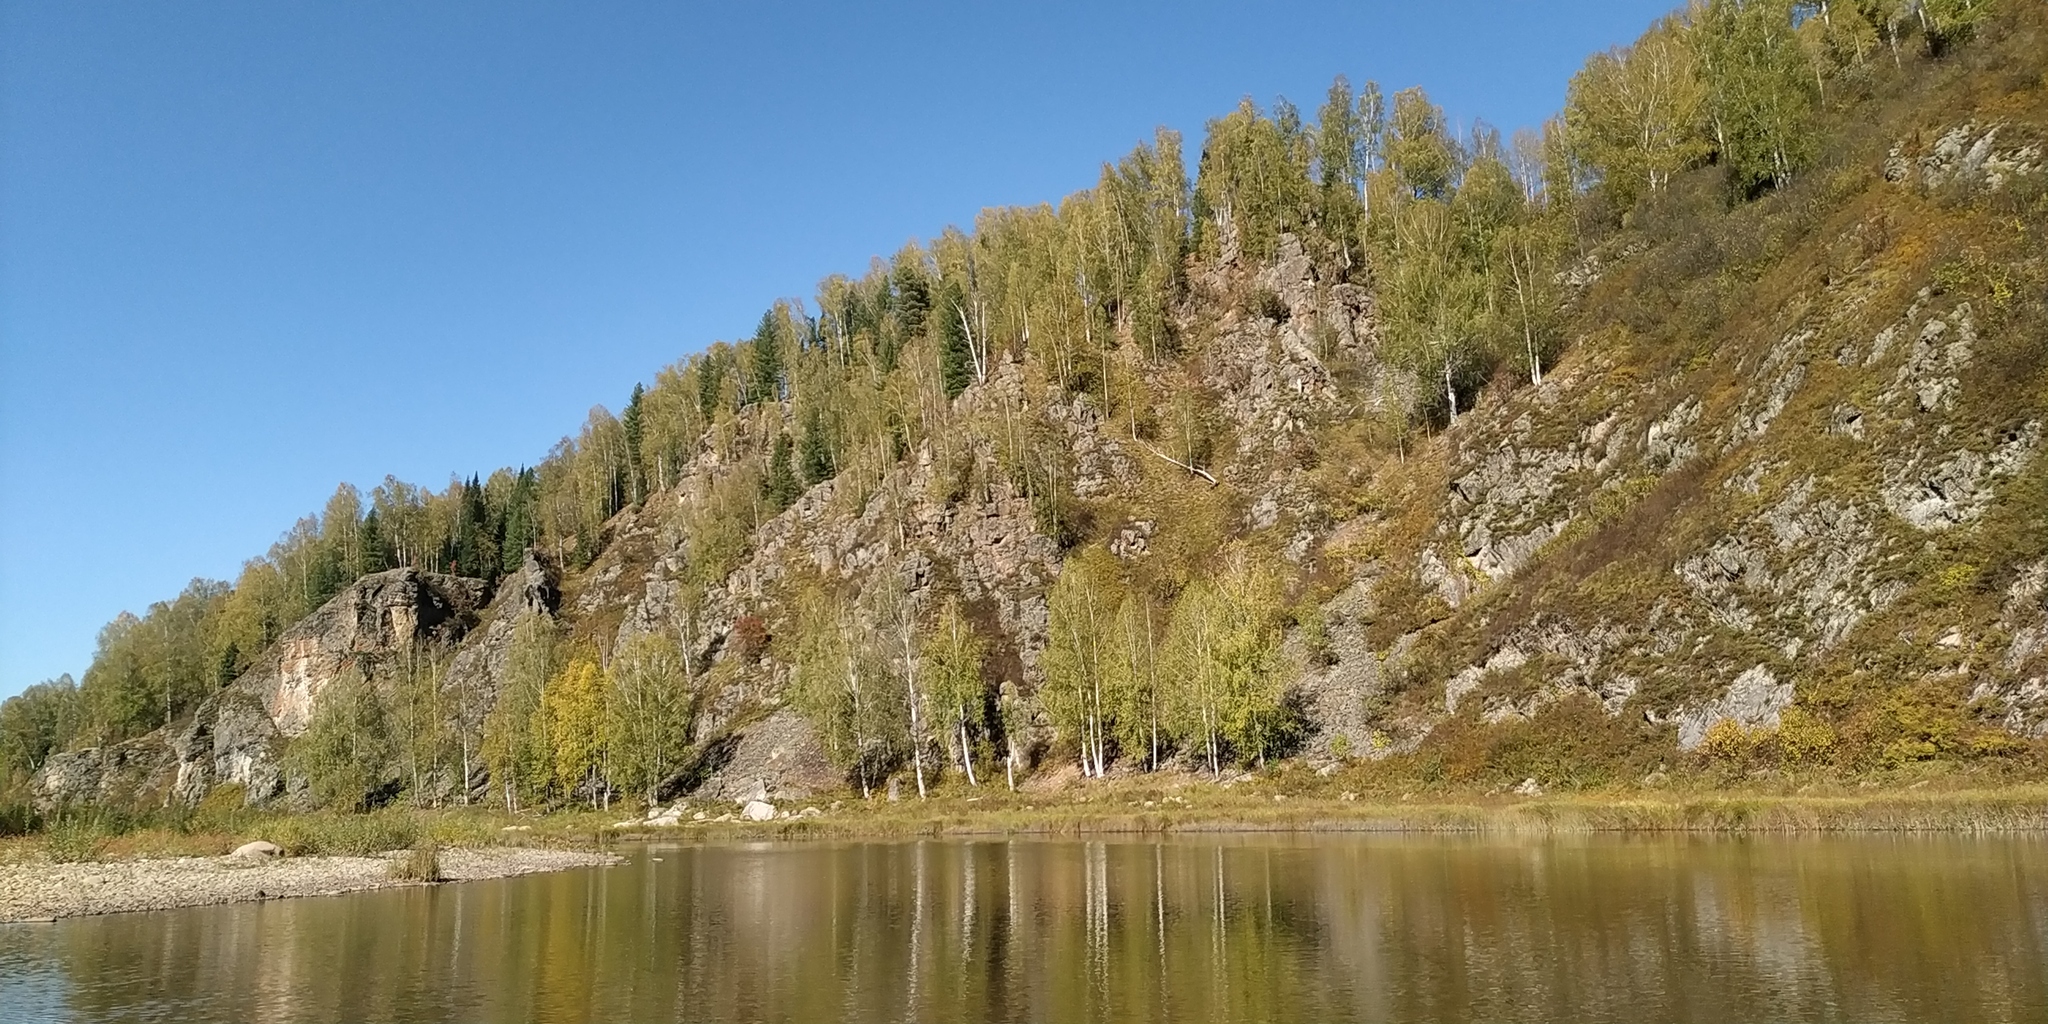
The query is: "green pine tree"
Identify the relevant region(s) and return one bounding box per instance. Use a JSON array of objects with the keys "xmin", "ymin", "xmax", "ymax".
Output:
[
  {"xmin": 763, "ymin": 433, "xmax": 801, "ymax": 512},
  {"xmin": 799, "ymin": 408, "xmax": 836, "ymax": 485},
  {"xmin": 748, "ymin": 310, "xmax": 783, "ymax": 405},
  {"xmin": 622, "ymin": 382, "xmax": 645, "ymax": 504},
  {"xmin": 938, "ymin": 280, "xmax": 974, "ymax": 399}
]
